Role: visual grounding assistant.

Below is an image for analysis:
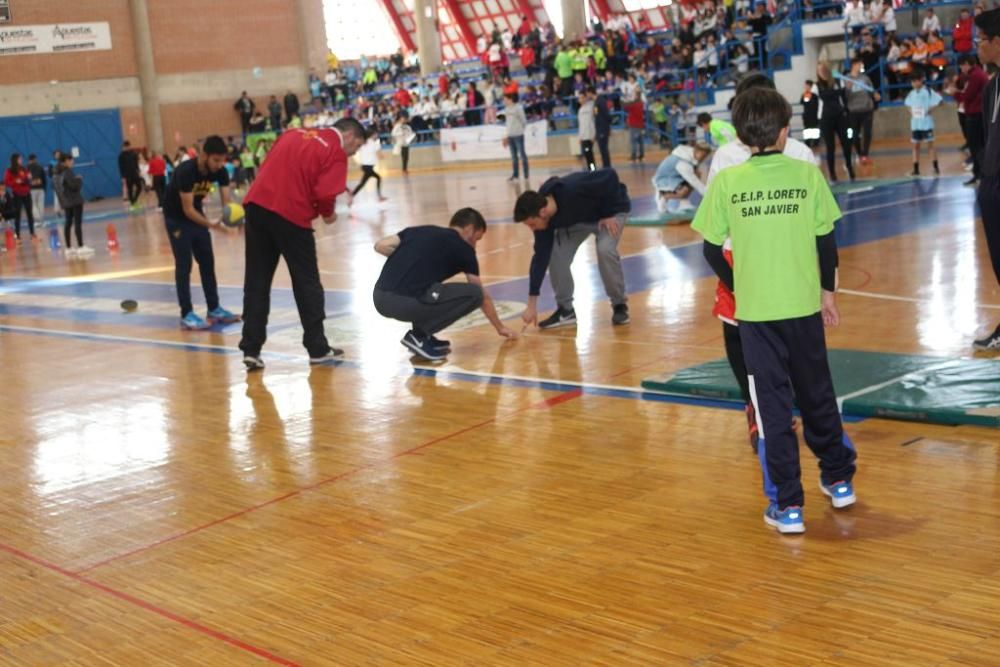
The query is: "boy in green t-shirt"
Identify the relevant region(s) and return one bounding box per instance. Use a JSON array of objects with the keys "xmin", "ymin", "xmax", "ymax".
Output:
[
  {"xmin": 691, "ymin": 88, "xmax": 858, "ymax": 535},
  {"xmin": 696, "ymin": 112, "xmax": 737, "ymax": 148}
]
